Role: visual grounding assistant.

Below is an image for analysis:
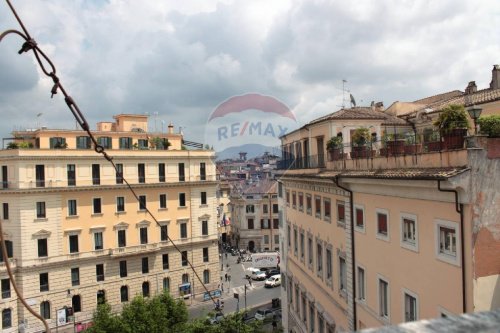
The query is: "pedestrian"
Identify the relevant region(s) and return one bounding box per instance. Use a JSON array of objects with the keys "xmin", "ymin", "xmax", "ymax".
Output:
[
  {"xmin": 225, "ymin": 273, "xmax": 228, "ymax": 282},
  {"xmin": 221, "ymin": 283, "xmax": 224, "ymax": 292},
  {"xmin": 228, "ymin": 275, "xmax": 231, "ymax": 282},
  {"xmin": 225, "ymin": 252, "xmax": 228, "ymax": 259},
  {"xmin": 248, "ymin": 277, "xmax": 252, "ymax": 286}
]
